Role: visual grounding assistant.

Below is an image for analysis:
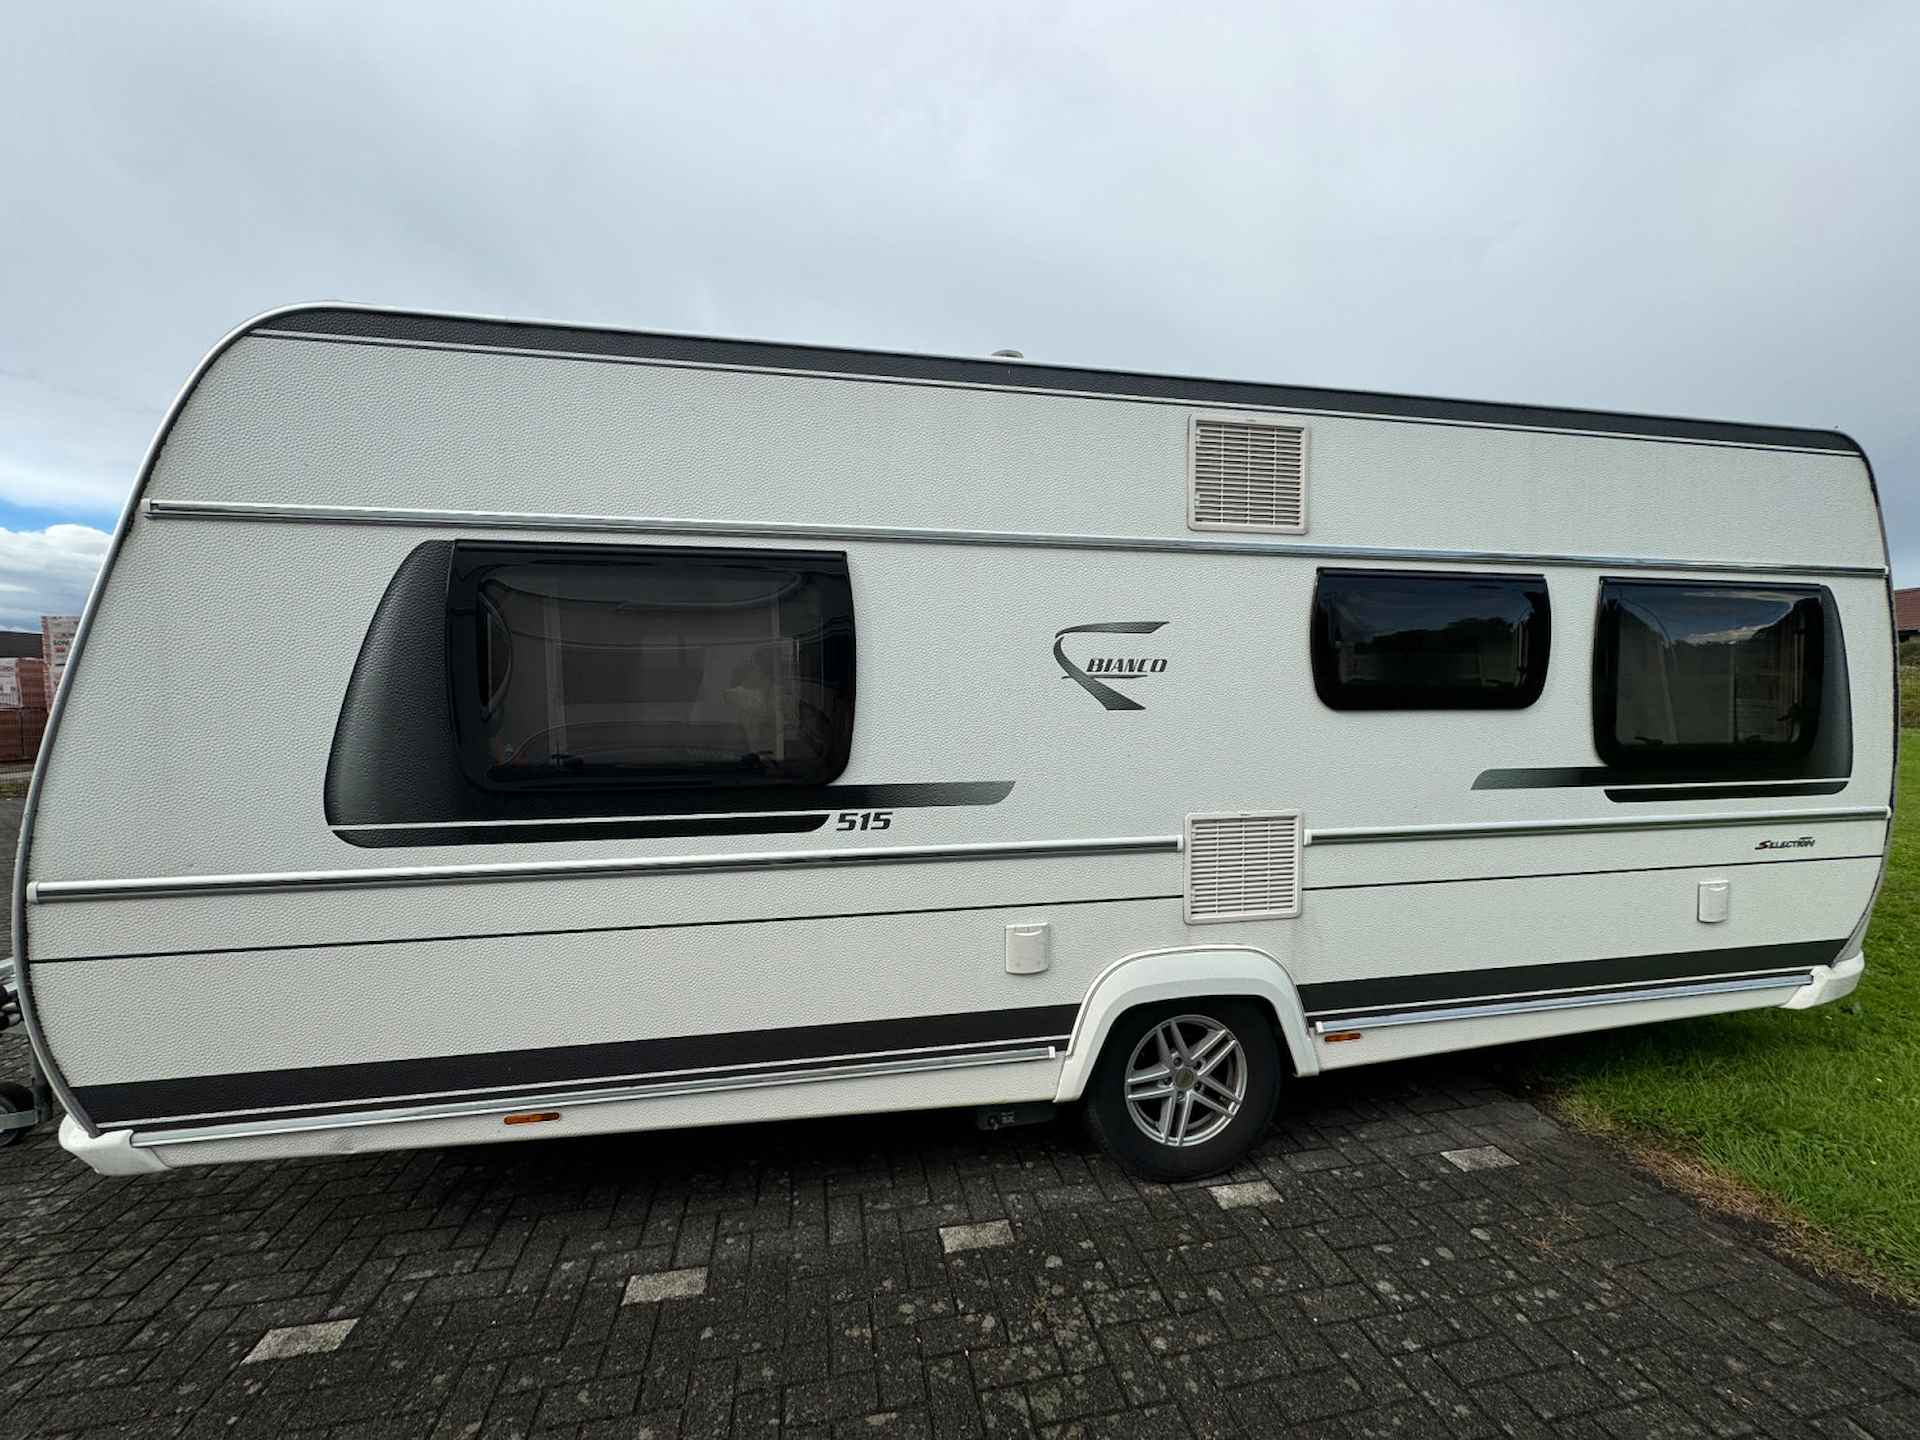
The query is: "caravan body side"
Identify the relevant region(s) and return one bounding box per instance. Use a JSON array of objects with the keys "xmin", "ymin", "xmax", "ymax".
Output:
[{"xmin": 16, "ymin": 308, "xmax": 1893, "ymax": 1174}]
